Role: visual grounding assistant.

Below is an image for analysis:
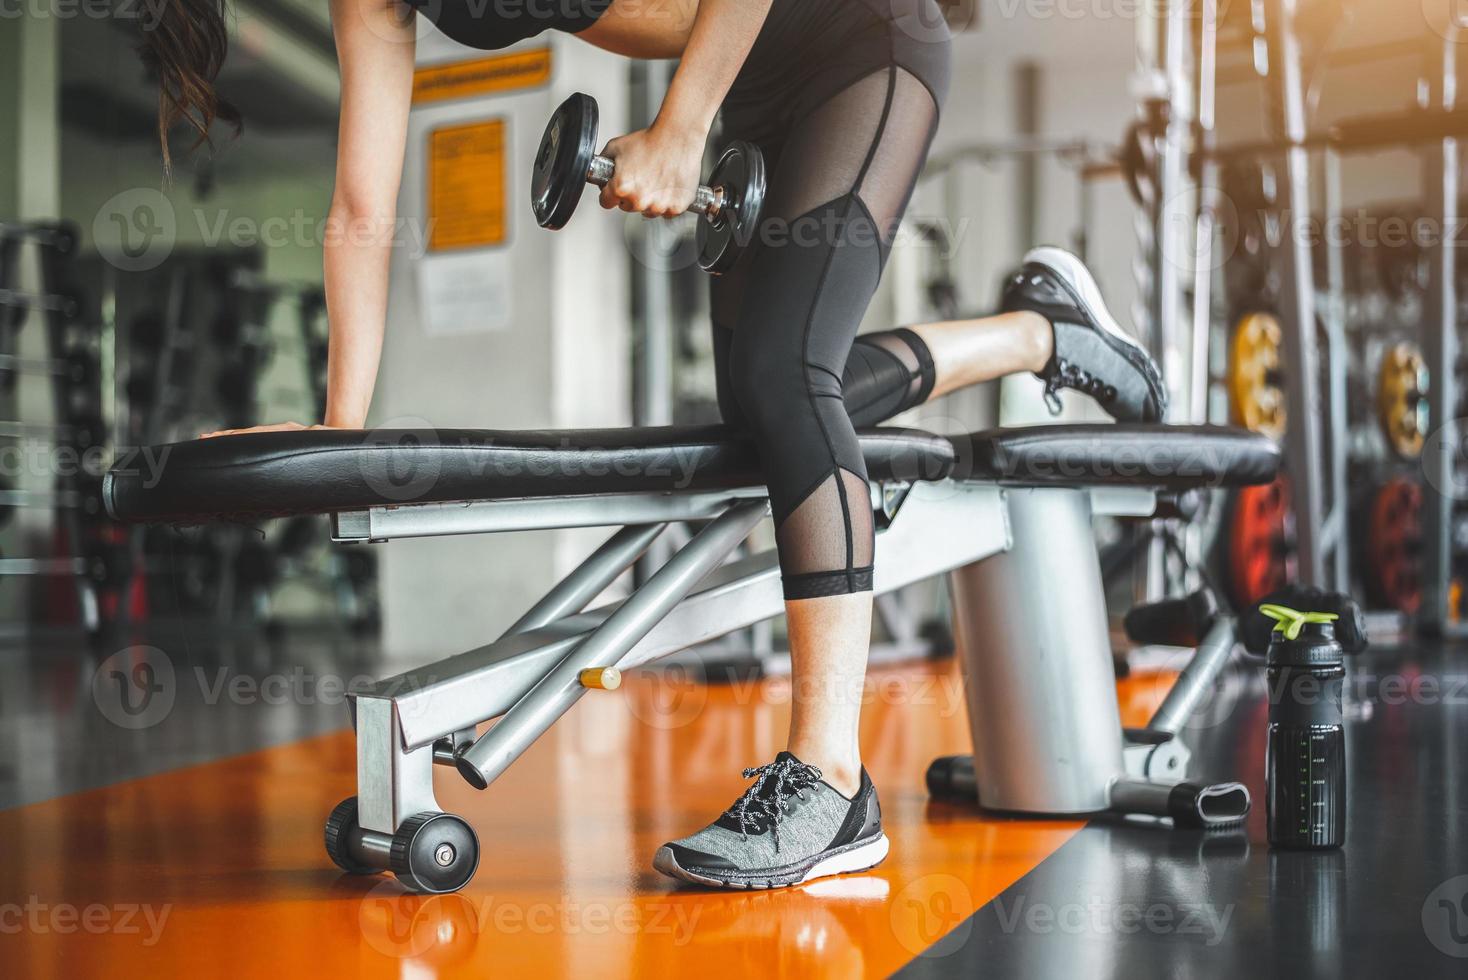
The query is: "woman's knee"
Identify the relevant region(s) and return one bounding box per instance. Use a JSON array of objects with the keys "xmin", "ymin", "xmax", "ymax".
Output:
[{"xmin": 726, "ymin": 328, "xmax": 808, "ymax": 436}]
